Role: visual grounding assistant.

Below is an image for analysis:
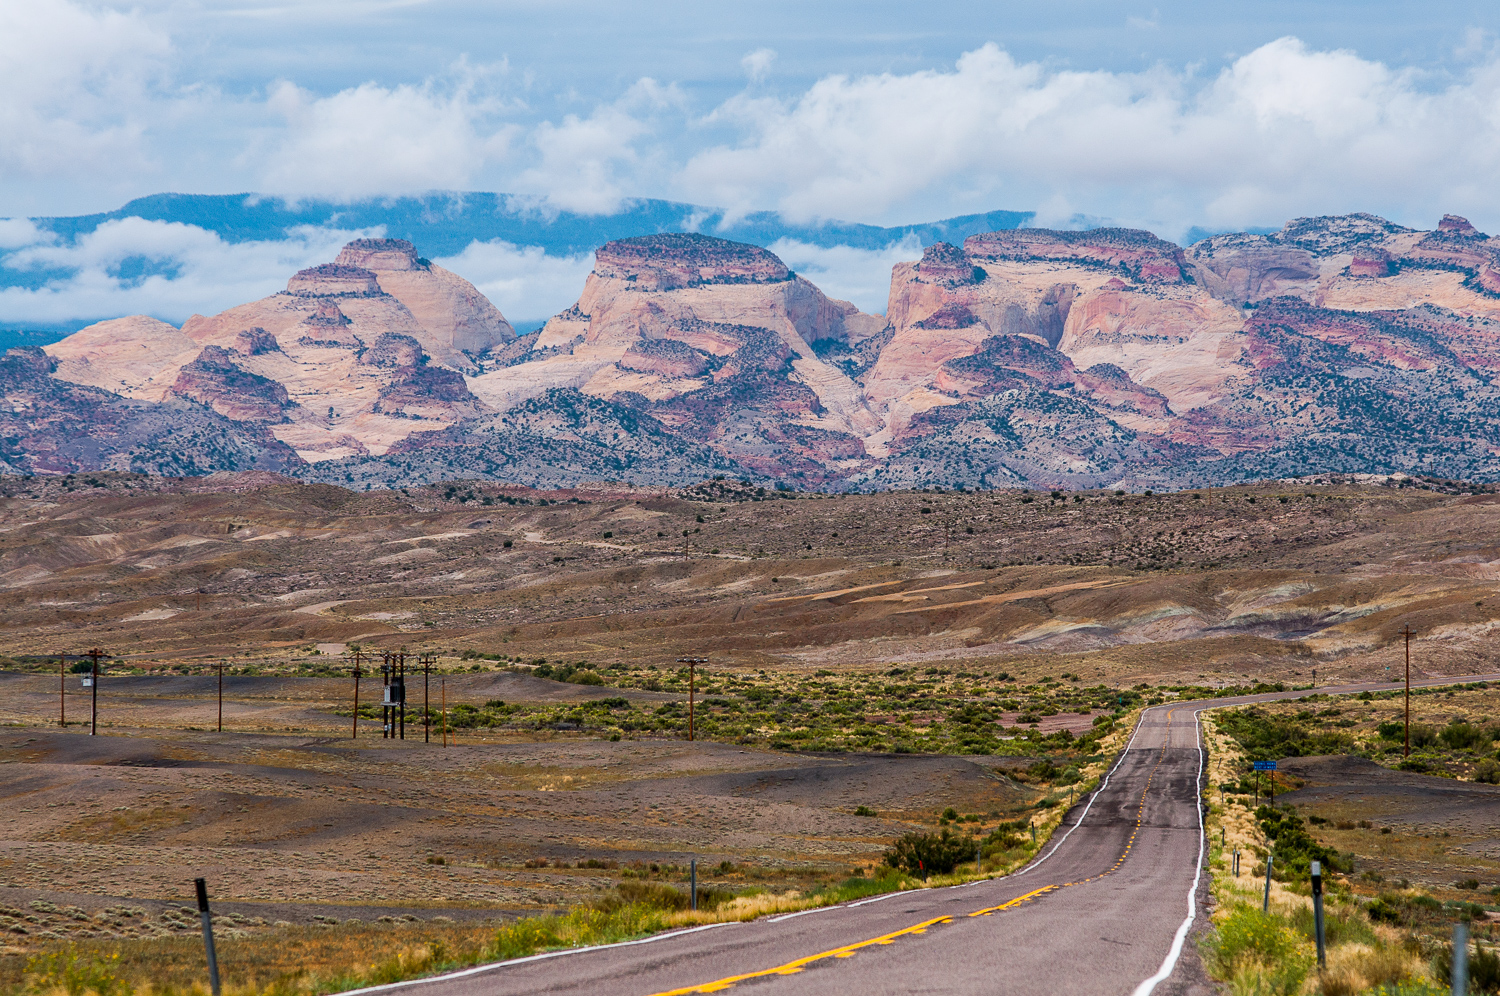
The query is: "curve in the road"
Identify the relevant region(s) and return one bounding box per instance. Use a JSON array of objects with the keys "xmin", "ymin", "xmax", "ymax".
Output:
[{"xmin": 350, "ymin": 672, "xmax": 1499, "ymax": 996}]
